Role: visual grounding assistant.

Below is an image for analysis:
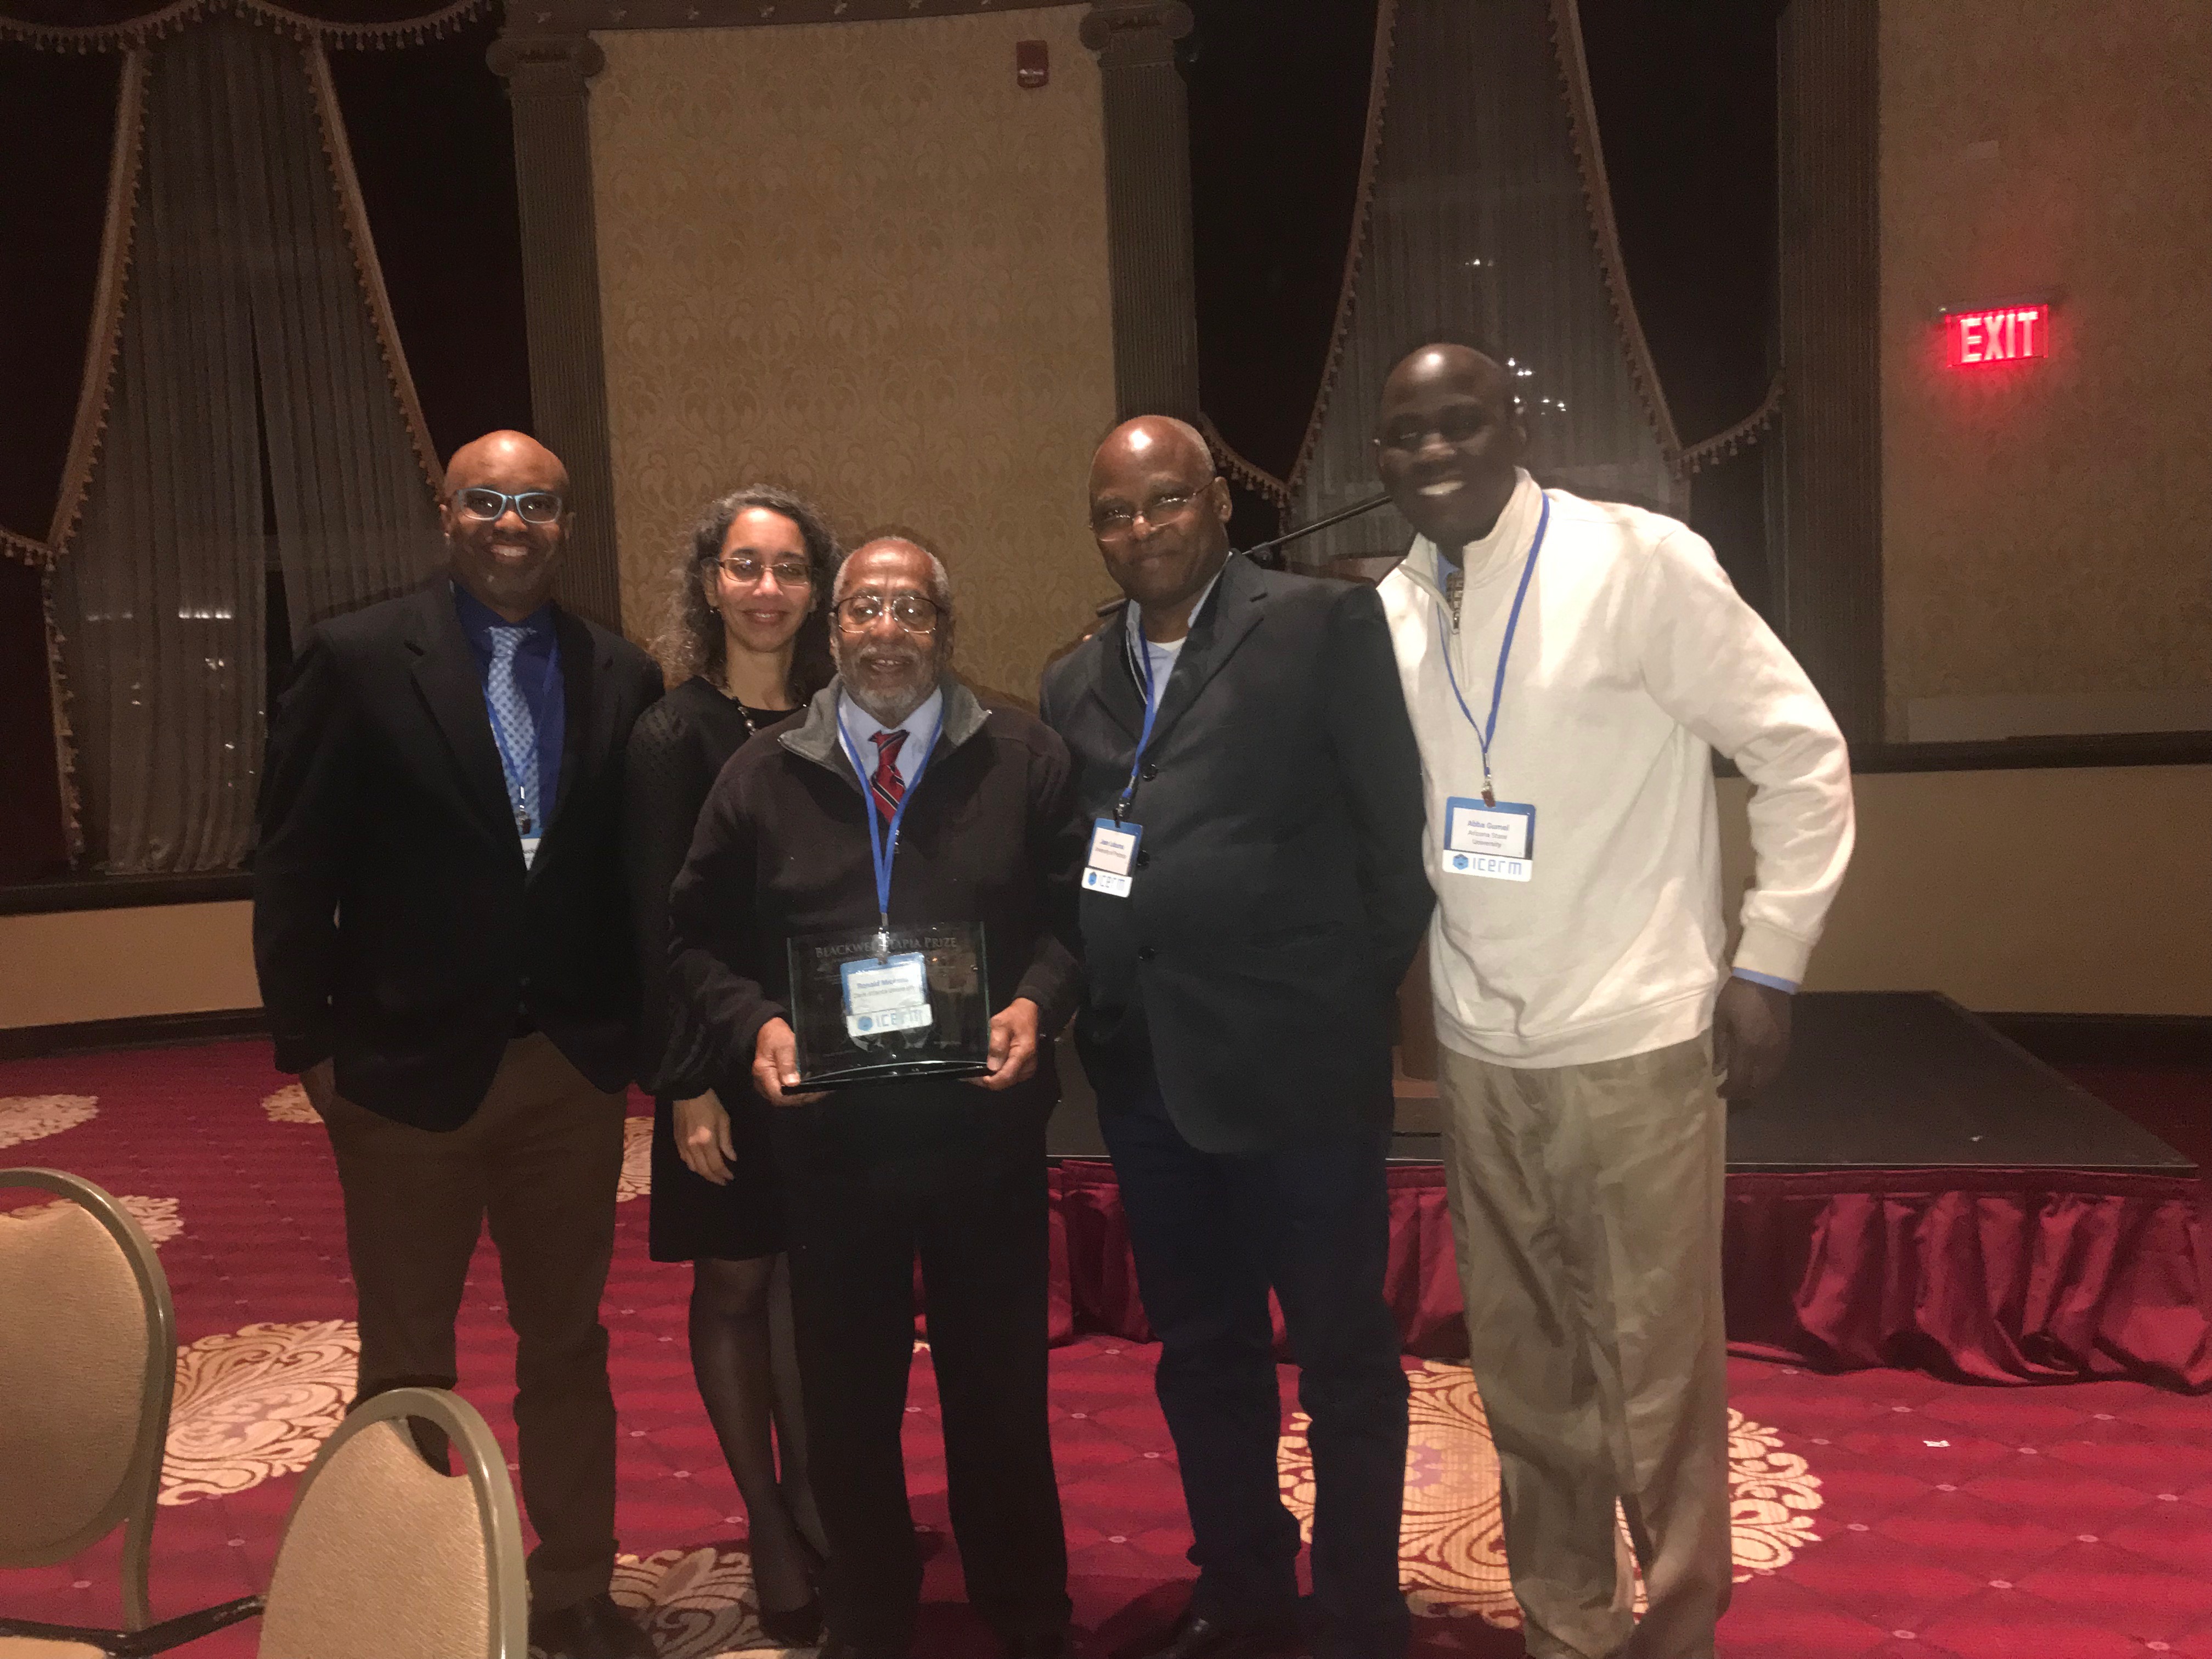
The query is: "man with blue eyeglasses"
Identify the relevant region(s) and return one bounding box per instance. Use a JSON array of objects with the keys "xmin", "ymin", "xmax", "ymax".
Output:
[{"xmin": 255, "ymin": 430, "xmax": 663, "ymax": 1659}]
